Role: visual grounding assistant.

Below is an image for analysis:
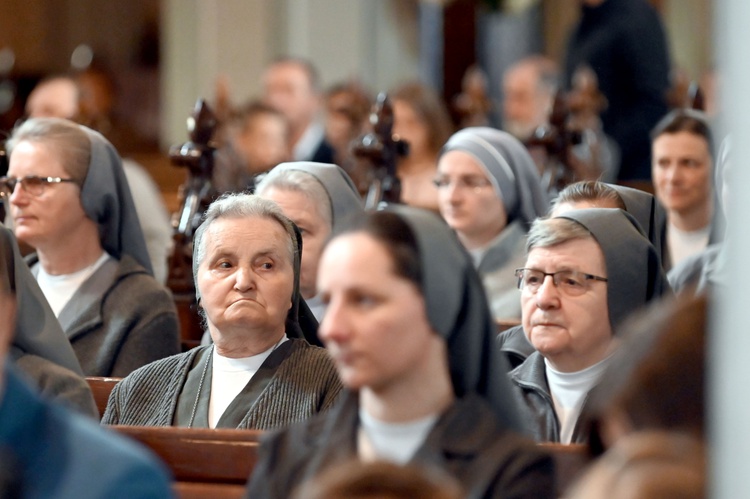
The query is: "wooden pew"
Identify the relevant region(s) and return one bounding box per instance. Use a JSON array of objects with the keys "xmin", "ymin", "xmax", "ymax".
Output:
[
  {"xmin": 539, "ymin": 443, "xmax": 590, "ymax": 496},
  {"xmin": 86, "ymin": 376, "xmax": 122, "ymax": 419},
  {"xmin": 110, "ymin": 425, "xmax": 262, "ymax": 499}
]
